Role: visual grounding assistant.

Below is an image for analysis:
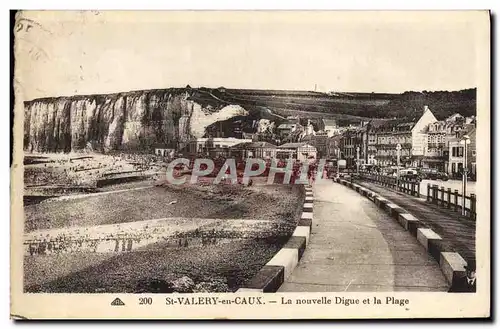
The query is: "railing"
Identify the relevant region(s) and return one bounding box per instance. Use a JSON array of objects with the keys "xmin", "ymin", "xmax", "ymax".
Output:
[
  {"xmin": 356, "ymin": 173, "xmax": 421, "ymax": 197},
  {"xmin": 354, "ymin": 173, "xmax": 477, "ymax": 220},
  {"xmin": 426, "ymin": 184, "xmax": 476, "ymax": 220}
]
